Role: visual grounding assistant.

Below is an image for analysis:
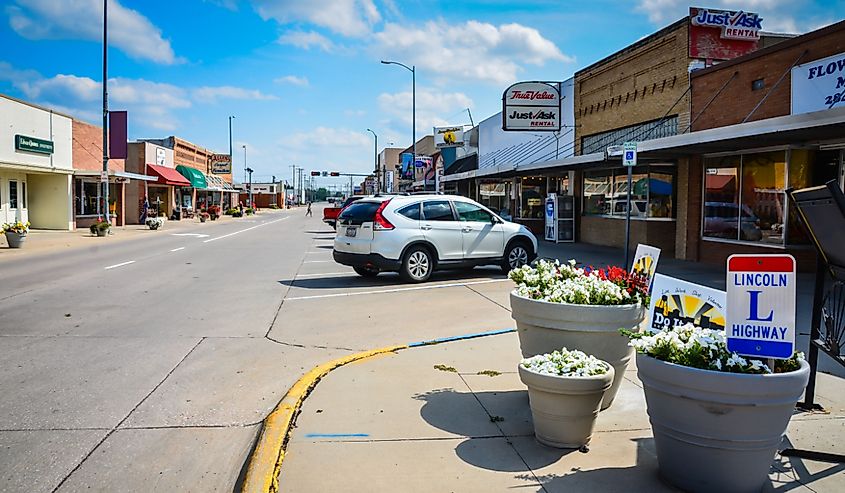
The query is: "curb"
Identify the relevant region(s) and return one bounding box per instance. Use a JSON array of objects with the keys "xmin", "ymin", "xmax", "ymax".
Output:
[{"xmin": 240, "ymin": 328, "xmax": 515, "ymax": 493}]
